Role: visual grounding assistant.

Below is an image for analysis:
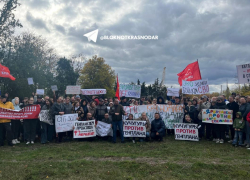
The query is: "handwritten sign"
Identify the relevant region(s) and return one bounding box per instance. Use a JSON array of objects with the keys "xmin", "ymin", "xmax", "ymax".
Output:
[
  {"xmin": 39, "ymin": 110, "xmax": 53, "ymax": 125},
  {"xmin": 73, "ymin": 120, "xmax": 96, "ymax": 138},
  {"xmin": 55, "ymin": 114, "xmax": 78, "ymax": 133},
  {"xmin": 66, "ymin": 86, "xmax": 81, "ymax": 94},
  {"xmin": 123, "ymin": 120, "xmax": 146, "ymax": 137},
  {"xmin": 167, "ymin": 88, "xmax": 179, "ymax": 97},
  {"xmin": 123, "ymin": 105, "xmax": 184, "ymax": 129},
  {"xmin": 96, "ymin": 121, "xmax": 113, "ymax": 137},
  {"xmin": 119, "ymin": 84, "xmax": 141, "ymax": 98},
  {"xmin": 36, "ymin": 89, "xmax": 44, "ymax": 95},
  {"xmin": 81, "ymin": 89, "xmax": 106, "ymax": 95},
  {"xmin": 202, "ymin": 109, "xmax": 233, "ymax": 125},
  {"xmin": 182, "ymin": 79, "xmax": 209, "ymax": 94},
  {"xmin": 237, "ymin": 63, "xmax": 250, "ymax": 84},
  {"xmin": 174, "ymin": 123, "xmax": 199, "ymax": 141}
]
